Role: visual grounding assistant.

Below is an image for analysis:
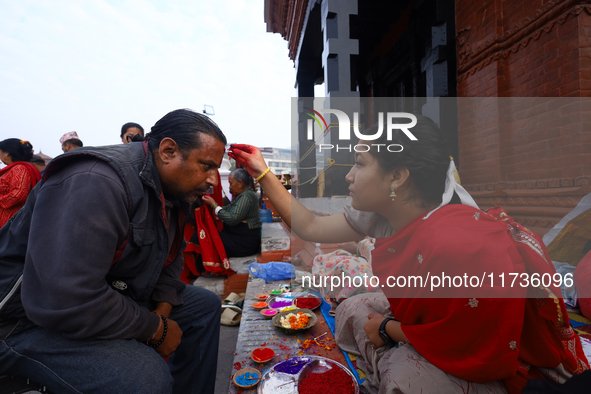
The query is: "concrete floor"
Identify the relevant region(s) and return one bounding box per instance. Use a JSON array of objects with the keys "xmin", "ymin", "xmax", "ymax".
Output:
[{"xmin": 215, "ymin": 323, "xmax": 240, "ymax": 393}]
